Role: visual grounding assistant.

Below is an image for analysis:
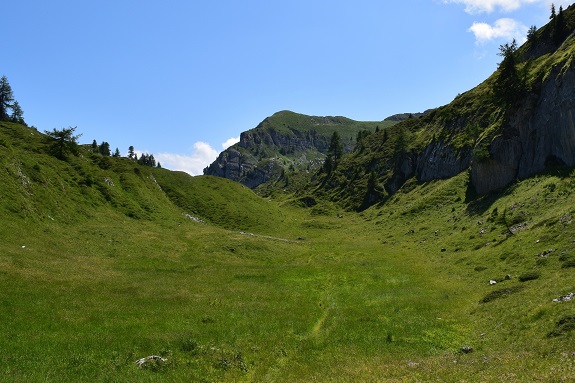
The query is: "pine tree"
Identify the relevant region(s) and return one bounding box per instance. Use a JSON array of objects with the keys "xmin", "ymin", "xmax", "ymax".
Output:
[
  {"xmin": 44, "ymin": 126, "xmax": 82, "ymax": 160},
  {"xmin": 99, "ymin": 141, "xmax": 111, "ymax": 156},
  {"xmin": 550, "ymin": 3, "xmax": 556, "ymax": 19},
  {"xmin": 553, "ymin": 5, "xmax": 566, "ymax": 46},
  {"xmin": 493, "ymin": 39, "xmax": 526, "ymax": 106},
  {"xmin": 394, "ymin": 127, "xmax": 408, "ymax": 154},
  {"xmin": 113, "ymin": 147, "xmax": 121, "ymax": 157},
  {"xmin": 10, "ymin": 100, "xmax": 24, "ymax": 124},
  {"xmin": 91, "ymin": 139, "xmax": 98, "ymax": 152},
  {"xmin": 128, "ymin": 145, "xmax": 136, "ymax": 159},
  {"xmin": 0, "ymin": 75, "xmax": 14, "ymax": 121},
  {"xmin": 527, "ymin": 25, "xmax": 537, "ymax": 42},
  {"xmin": 327, "ymin": 131, "xmax": 343, "ymax": 169}
]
